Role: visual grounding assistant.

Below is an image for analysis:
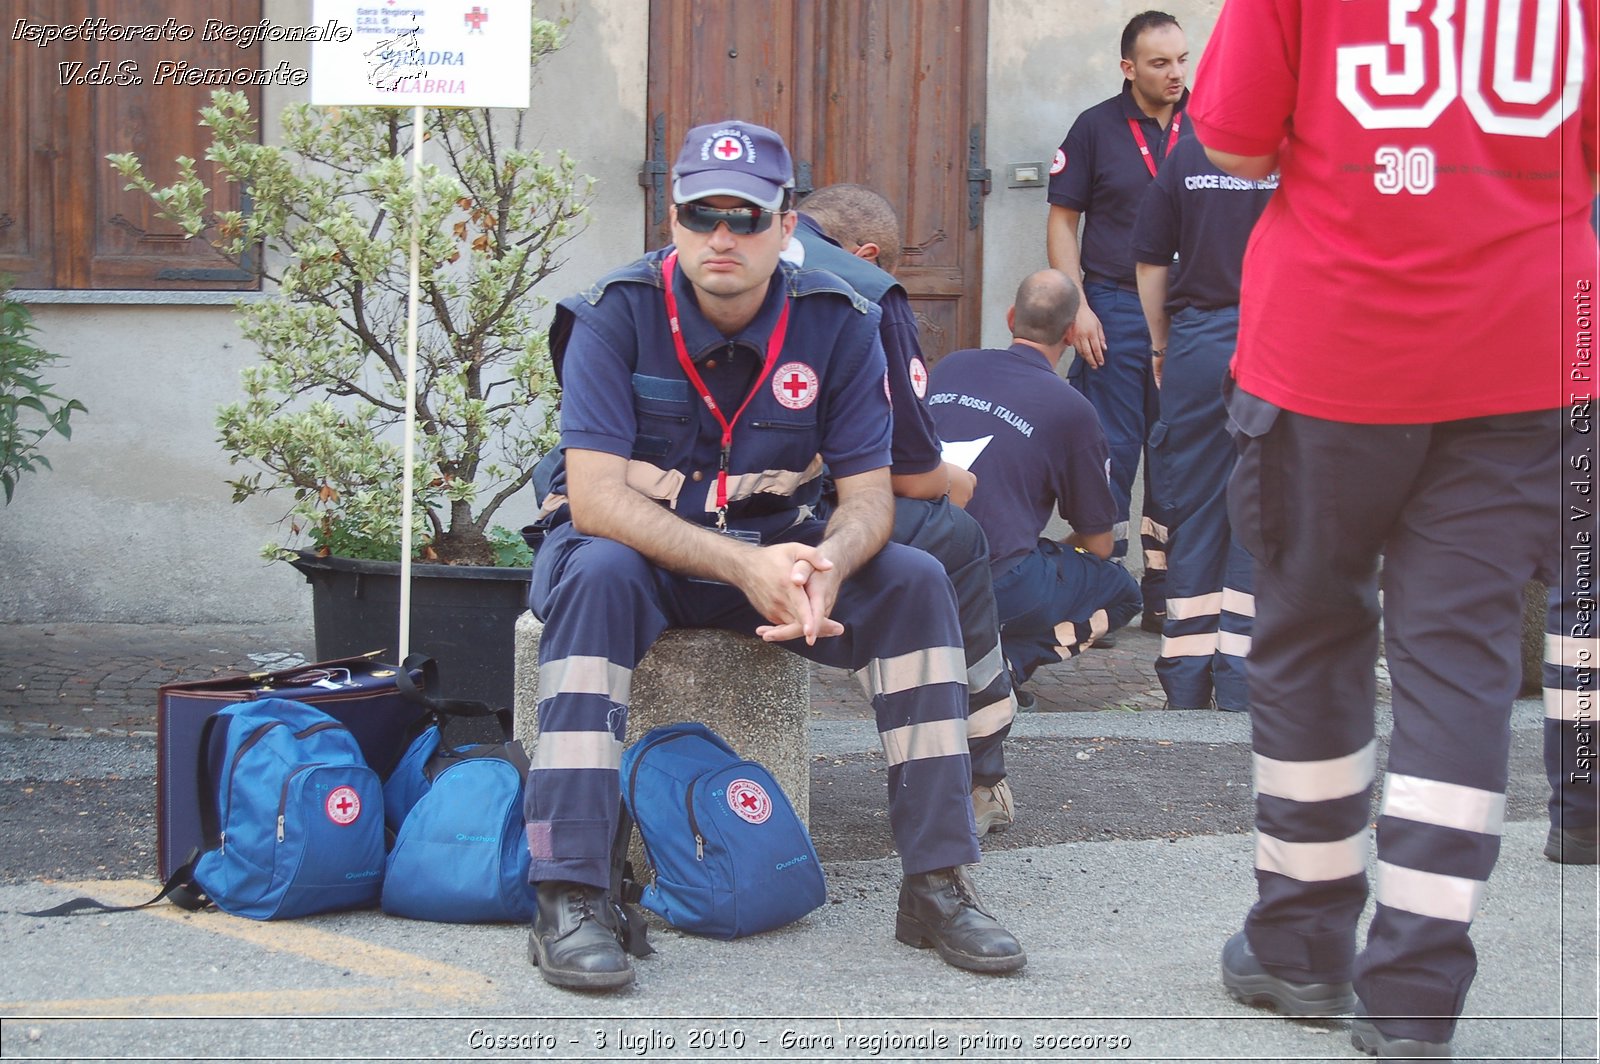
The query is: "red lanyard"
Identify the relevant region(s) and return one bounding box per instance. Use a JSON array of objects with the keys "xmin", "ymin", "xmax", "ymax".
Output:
[
  {"xmin": 660, "ymin": 250, "xmax": 791, "ymax": 529},
  {"xmin": 1128, "ymin": 111, "xmax": 1182, "ymax": 178}
]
